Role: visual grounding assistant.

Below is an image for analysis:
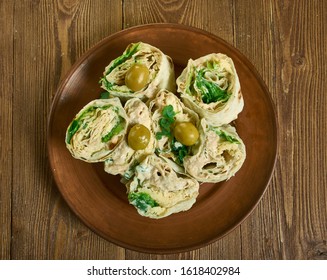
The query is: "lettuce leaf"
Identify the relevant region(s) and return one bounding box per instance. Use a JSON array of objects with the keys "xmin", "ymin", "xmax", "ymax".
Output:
[
  {"xmin": 66, "ymin": 105, "xmax": 112, "ymax": 144},
  {"xmin": 211, "ymin": 127, "xmax": 240, "ymax": 143},
  {"xmin": 195, "ymin": 69, "xmax": 230, "ymax": 104},
  {"xmin": 105, "ymin": 42, "xmax": 140, "ymax": 75},
  {"xmin": 101, "ymin": 118, "xmax": 125, "ymax": 143},
  {"xmin": 128, "ymin": 192, "xmax": 159, "ymax": 212}
]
